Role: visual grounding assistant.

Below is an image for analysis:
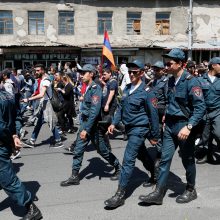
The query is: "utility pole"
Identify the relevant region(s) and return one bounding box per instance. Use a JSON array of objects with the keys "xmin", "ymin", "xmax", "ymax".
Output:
[{"xmin": 188, "ymin": 0, "xmax": 193, "ymax": 60}]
